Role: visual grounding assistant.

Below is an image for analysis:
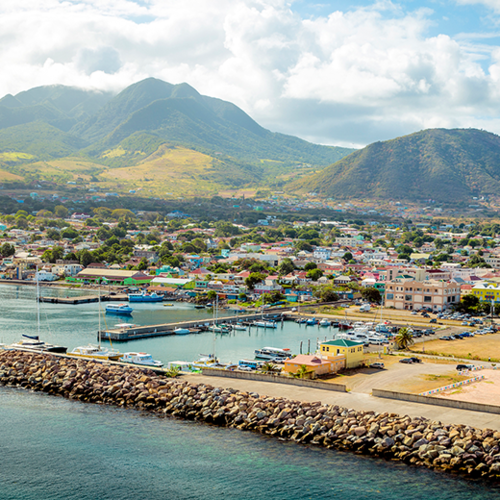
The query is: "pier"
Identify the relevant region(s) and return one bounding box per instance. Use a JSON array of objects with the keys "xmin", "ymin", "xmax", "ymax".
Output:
[
  {"xmin": 101, "ymin": 310, "xmax": 290, "ymax": 341},
  {"xmin": 39, "ymin": 294, "xmax": 129, "ymax": 305}
]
